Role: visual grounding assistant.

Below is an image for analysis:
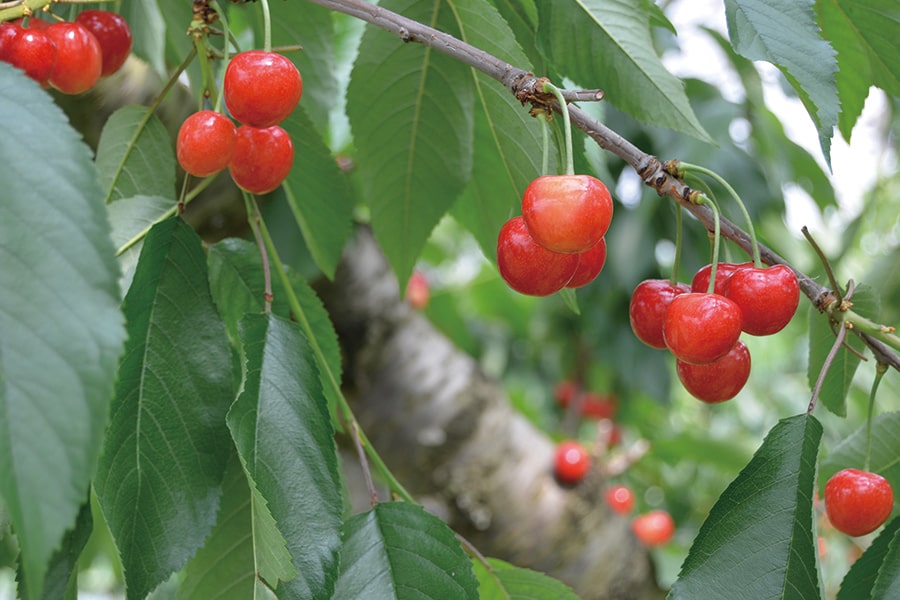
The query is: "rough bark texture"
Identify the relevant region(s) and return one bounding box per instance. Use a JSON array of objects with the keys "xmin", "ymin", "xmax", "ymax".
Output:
[{"xmin": 320, "ymin": 227, "xmax": 664, "ymax": 600}]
